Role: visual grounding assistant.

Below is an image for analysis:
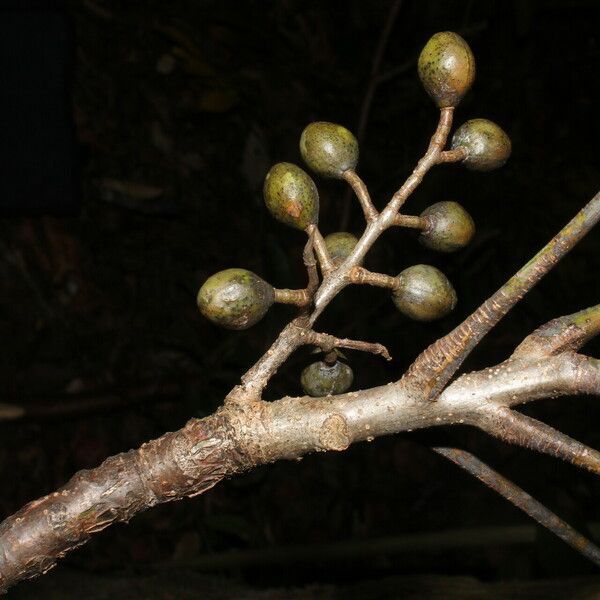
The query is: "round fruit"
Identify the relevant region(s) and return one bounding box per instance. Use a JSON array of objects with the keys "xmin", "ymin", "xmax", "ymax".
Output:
[
  {"xmin": 417, "ymin": 31, "xmax": 475, "ymax": 108},
  {"xmin": 300, "ymin": 122, "xmax": 358, "ymax": 179},
  {"xmin": 392, "ymin": 264, "xmax": 456, "ymax": 321},
  {"xmin": 263, "ymin": 163, "xmax": 319, "ymax": 230},
  {"xmin": 197, "ymin": 268, "xmax": 274, "ymax": 330},
  {"xmin": 419, "ymin": 201, "xmax": 475, "ymax": 252},
  {"xmin": 324, "ymin": 232, "xmax": 359, "ymax": 263},
  {"xmin": 301, "ymin": 360, "xmax": 354, "ymax": 397},
  {"xmin": 451, "ymin": 119, "xmax": 511, "ymax": 171}
]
